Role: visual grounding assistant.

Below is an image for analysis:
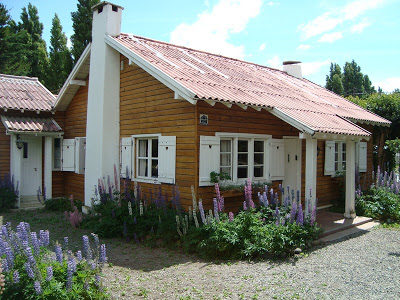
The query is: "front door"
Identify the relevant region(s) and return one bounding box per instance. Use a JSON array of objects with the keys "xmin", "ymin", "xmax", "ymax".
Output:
[
  {"xmin": 283, "ymin": 138, "xmax": 302, "ymax": 194},
  {"xmin": 21, "ymin": 137, "xmax": 42, "ymax": 196}
]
